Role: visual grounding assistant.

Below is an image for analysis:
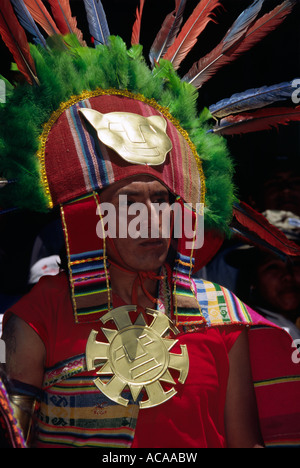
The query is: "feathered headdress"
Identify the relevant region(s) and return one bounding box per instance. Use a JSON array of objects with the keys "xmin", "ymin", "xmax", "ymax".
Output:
[{"xmin": 0, "ymin": 0, "xmax": 299, "ymax": 265}]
